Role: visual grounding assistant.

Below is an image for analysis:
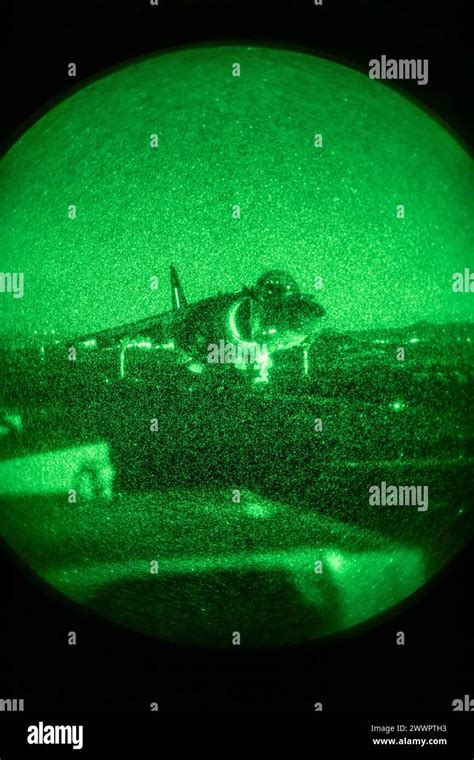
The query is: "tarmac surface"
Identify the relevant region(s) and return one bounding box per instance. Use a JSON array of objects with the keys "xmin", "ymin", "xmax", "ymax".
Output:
[{"xmin": 0, "ymin": 458, "xmax": 471, "ymax": 646}]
